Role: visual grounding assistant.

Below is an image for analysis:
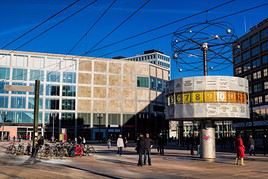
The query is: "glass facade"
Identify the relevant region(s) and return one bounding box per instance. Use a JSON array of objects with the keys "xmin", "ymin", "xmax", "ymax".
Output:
[
  {"xmin": 47, "ymin": 71, "xmax": 60, "ymax": 82},
  {"xmin": 0, "ymin": 96, "xmax": 8, "ymax": 108},
  {"xmin": 63, "ymin": 72, "xmax": 76, "ymax": 83},
  {"xmin": 11, "ymin": 82, "xmax": 26, "ymax": 94},
  {"xmin": 0, "ymin": 67, "xmax": 10, "ymax": 80},
  {"xmin": 12, "ymin": 68, "xmax": 27, "ymax": 81},
  {"xmin": 11, "ymin": 97, "xmax": 26, "ymax": 109},
  {"xmin": 93, "ymin": 113, "xmax": 106, "ymax": 126},
  {"xmin": 62, "ymin": 85, "xmax": 76, "ymax": 96},
  {"xmin": 45, "ymin": 99, "xmax": 59, "ymax": 110},
  {"xmin": 28, "ymin": 97, "xmax": 43, "ymax": 109},
  {"xmin": 0, "ymin": 81, "xmax": 9, "ymax": 94},
  {"xmin": 30, "ymin": 70, "xmax": 44, "ymax": 81},
  {"xmin": 62, "ymin": 99, "xmax": 75, "ymax": 110},
  {"xmin": 46, "ymin": 85, "xmax": 60, "ymax": 96}
]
